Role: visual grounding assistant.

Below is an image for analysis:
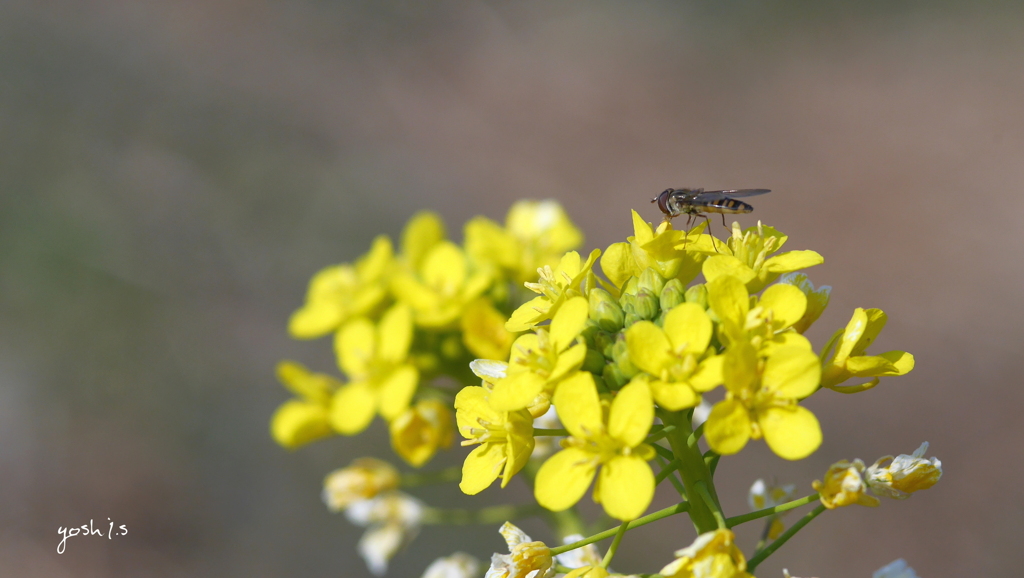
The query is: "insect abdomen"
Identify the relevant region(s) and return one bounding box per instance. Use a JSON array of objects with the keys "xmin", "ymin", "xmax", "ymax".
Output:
[{"xmin": 702, "ymin": 199, "xmax": 754, "ymax": 214}]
